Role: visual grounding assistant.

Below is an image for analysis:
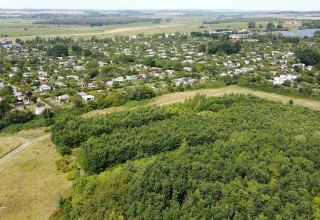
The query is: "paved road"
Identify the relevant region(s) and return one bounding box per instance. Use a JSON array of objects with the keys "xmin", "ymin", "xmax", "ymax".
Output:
[{"xmin": 0, "ymin": 134, "xmax": 51, "ymax": 172}]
